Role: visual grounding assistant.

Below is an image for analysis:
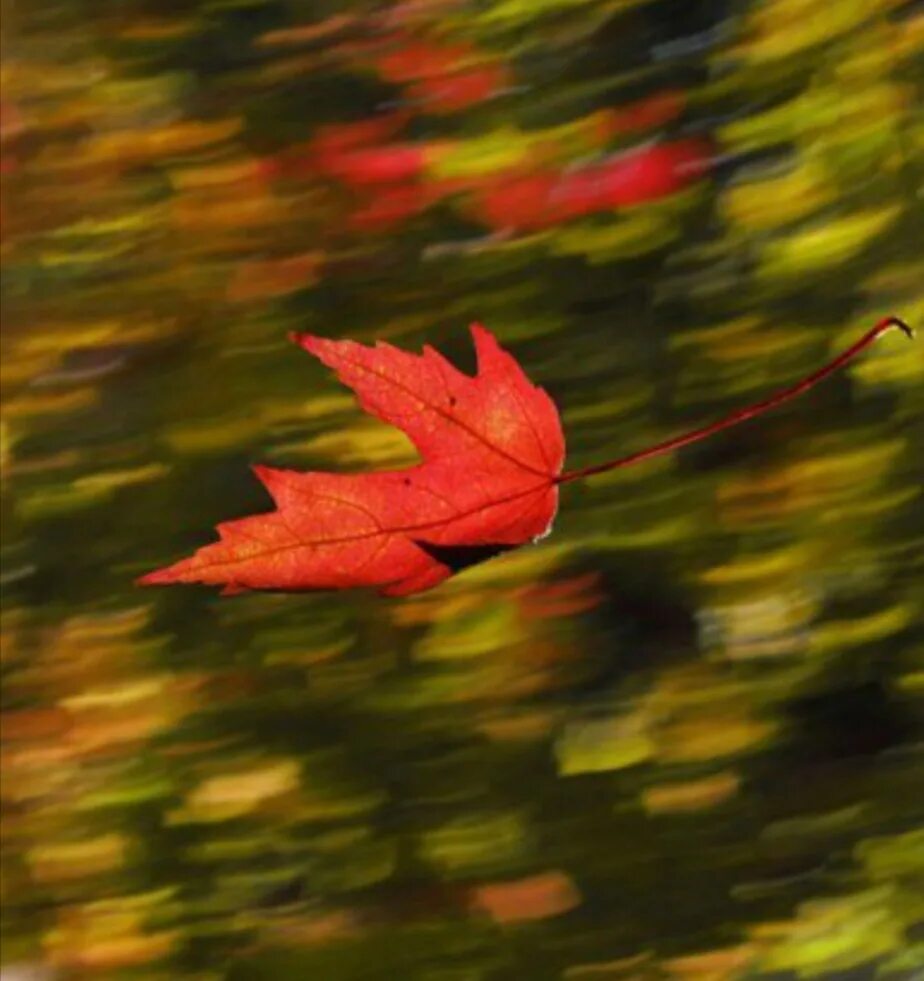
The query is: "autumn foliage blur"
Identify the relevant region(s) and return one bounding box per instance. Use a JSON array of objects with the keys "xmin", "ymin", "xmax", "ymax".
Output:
[{"xmin": 2, "ymin": 0, "xmax": 923, "ymax": 977}]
